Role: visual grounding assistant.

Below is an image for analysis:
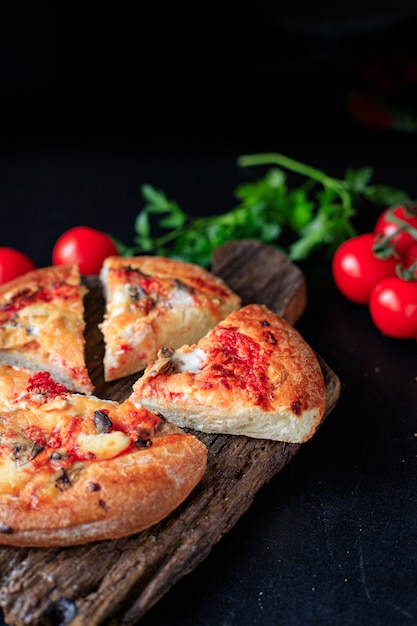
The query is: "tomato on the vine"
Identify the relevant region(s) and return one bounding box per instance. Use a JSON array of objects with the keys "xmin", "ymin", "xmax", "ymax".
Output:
[
  {"xmin": 374, "ymin": 204, "xmax": 417, "ymax": 257},
  {"xmin": 369, "ymin": 277, "xmax": 417, "ymax": 339},
  {"xmin": 332, "ymin": 233, "xmax": 398, "ymax": 305},
  {"xmin": 52, "ymin": 226, "xmax": 119, "ymax": 275},
  {"xmin": 0, "ymin": 247, "xmax": 36, "ymax": 285},
  {"xmin": 404, "ymin": 243, "xmax": 417, "ymax": 279}
]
